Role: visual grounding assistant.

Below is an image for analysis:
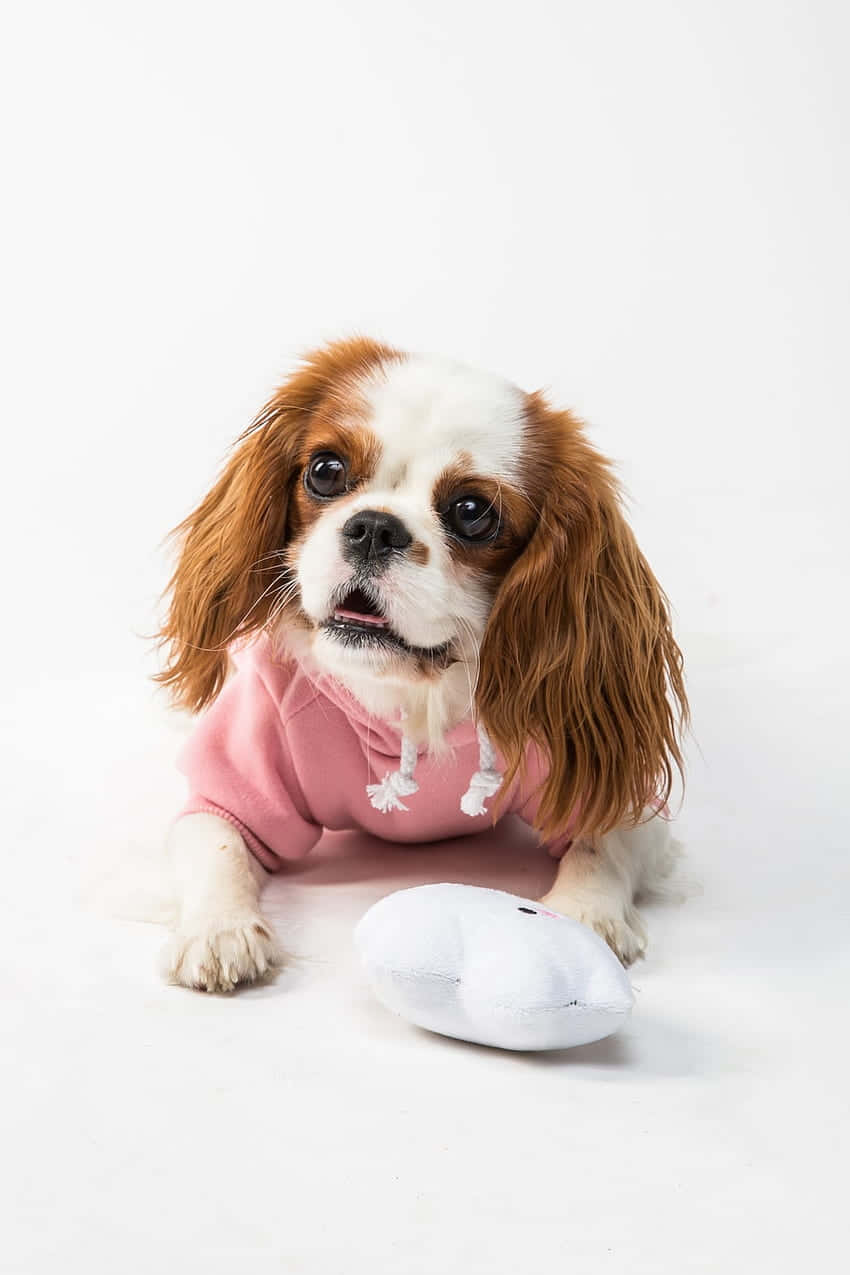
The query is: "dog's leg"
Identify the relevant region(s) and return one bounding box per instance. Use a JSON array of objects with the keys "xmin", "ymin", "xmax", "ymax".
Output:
[
  {"xmin": 162, "ymin": 812, "xmax": 282, "ymax": 993},
  {"xmin": 539, "ymin": 813, "xmax": 681, "ymax": 965}
]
